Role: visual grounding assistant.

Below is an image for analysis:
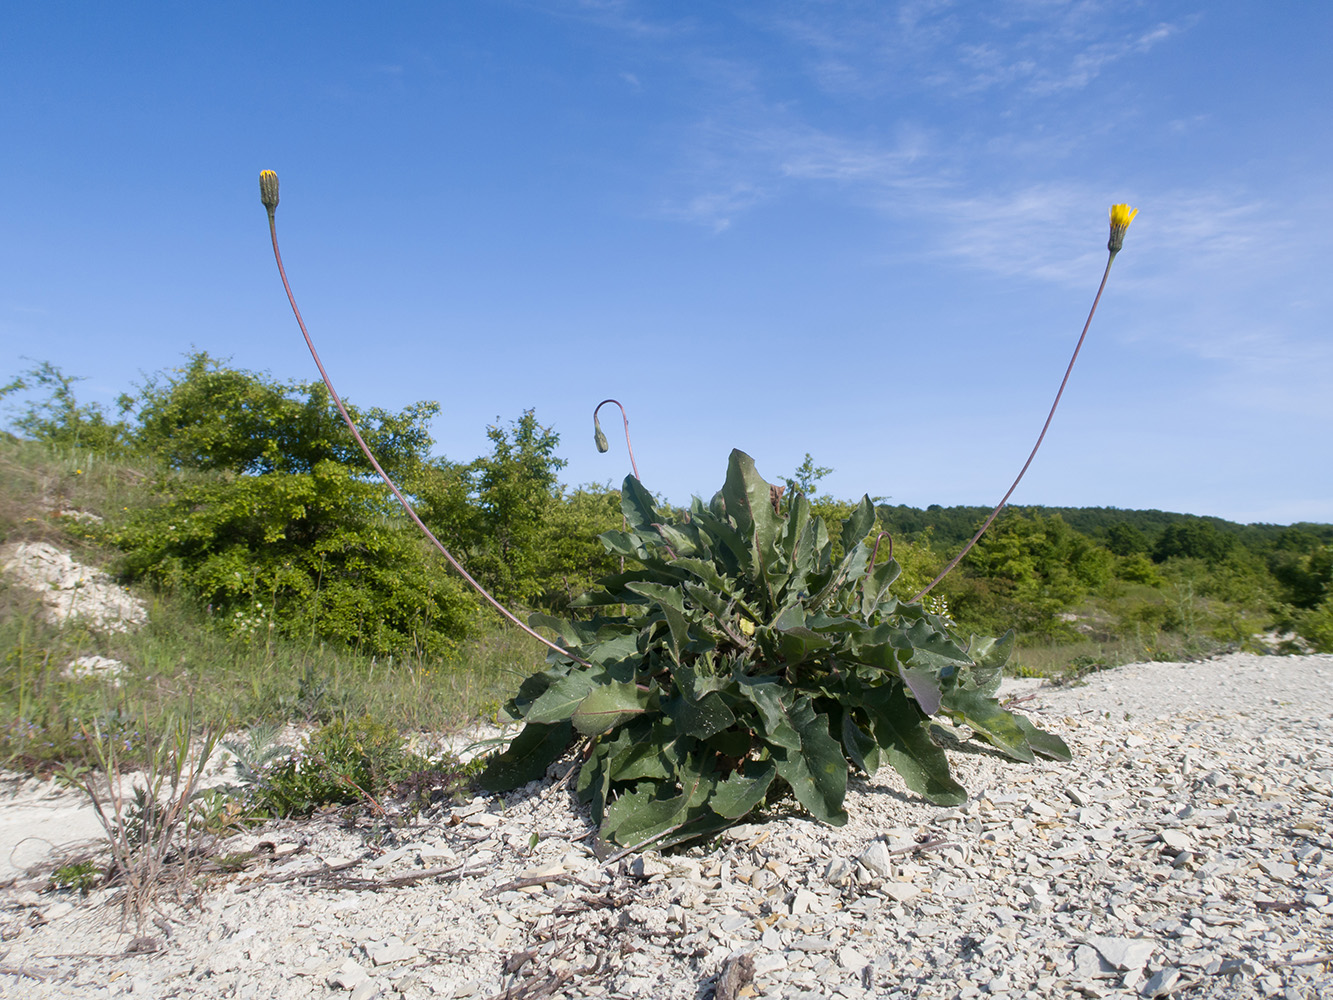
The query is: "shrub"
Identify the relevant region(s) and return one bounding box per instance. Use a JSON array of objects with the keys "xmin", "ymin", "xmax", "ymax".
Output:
[
  {"xmin": 51, "ymin": 860, "xmax": 100, "ymax": 894},
  {"xmin": 239, "ymin": 716, "xmax": 478, "ymax": 818},
  {"xmin": 482, "ymin": 451, "xmax": 1068, "ymax": 850},
  {"xmin": 1295, "ymin": 596, "xmax": 1333, "ymax": 652},
  {"xmin": 103, "ymin": 463, "xmax": 477, "ymax": 656},
  {"xmin": 250, "ymin": 716, "xmax": 406, "ymax": 816}
]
